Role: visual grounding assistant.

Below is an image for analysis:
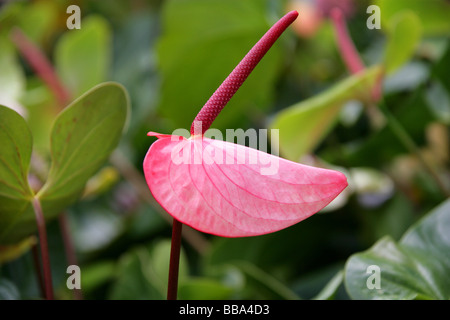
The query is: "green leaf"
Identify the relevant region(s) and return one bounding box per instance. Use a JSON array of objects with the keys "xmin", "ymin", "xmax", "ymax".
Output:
[
  {"xmin": 157, "ymin": 0, "xmax": 286, "ymax": 131},
  {"xmin": 312, "ymin": 270, "xmax": 344, "ymax": 300},
  {"xmin": 0, "ymin": 279, "xmax": 21, "ymax": 300},
  {"xmin": 270, "ymin": 65, "xmax": 382, "ymax": 161},
  {"xmin": 233, "ymin": 261, "xmax": 300, "ymax": 300},
  {"xmin": 150, "ymin": 240, "xmax": 189, "ymax": 288},
  {"xmin": 0, "ymin": 37, "xmax": 26, "ymax": 115},
  {"xmin": 345, "ymin": 199, "xmax": 450, "ymax": 300},
  {"xmin": 55, "ymin": 15, "xmax": 111, "ymax": 97},
  {"xmin": 0, "ymin": 105, "xmax": 34, "ymax": 244},
  {"xmin": 80, "ymin": 261, "xmax": 116, "ymax": 296},
  {"xmin": 375, "ymin": 0, "xmax": 450, "ymax": 36},
  {"xmin": 178, "ymin": 278, "xmax": 234, "ymax": 300},
  {"xmin": 37, "ymin": 82, "xmax": 129, "ymax": 222},
  {"xmin": 109, "ymin": 246, "xmax": 164, "ymax": 300},
  {"xmin": 109, "ymin": 240, "xmax": 188, "ymax": 300},
  {"xmin": 384, "ymin": 11, "xmax": 422, "ymax": 74},
  {"xmin": 0, "ymin": 236, "xmax": 36, "ymax": 264}
]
